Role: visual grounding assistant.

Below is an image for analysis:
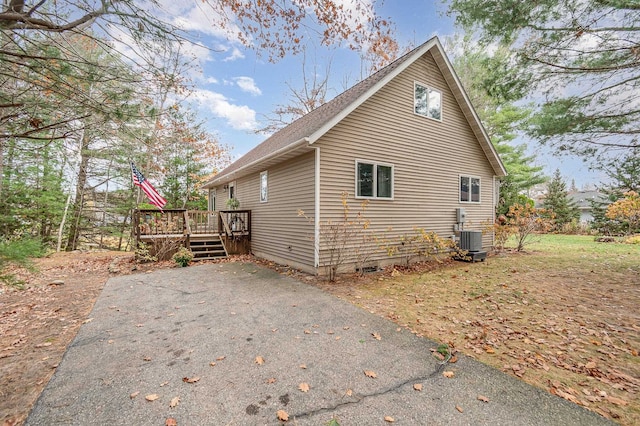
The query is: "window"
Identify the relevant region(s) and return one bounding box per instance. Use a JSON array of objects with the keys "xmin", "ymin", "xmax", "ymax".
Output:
[
  {"xmin": 260, "ymin": 171, "xmax": 268, "ymax": 202},
  {"xmin": 414, "ymin": 82, "xmax": 442, "ymax": 120},
  {"xmin": 460, "ymin": 176, "xmax": 480, "ymax": 203},
  {"xmin": 356, "ymin": 161, "xmax": 393, "ymax": 199},
  {"xmin": 209, "ymin": 189, "xmax": 216, "ymax": 211},
  {"xmin": 228, "ymin": 181, "xmax": 235, "ymax": 200}
]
